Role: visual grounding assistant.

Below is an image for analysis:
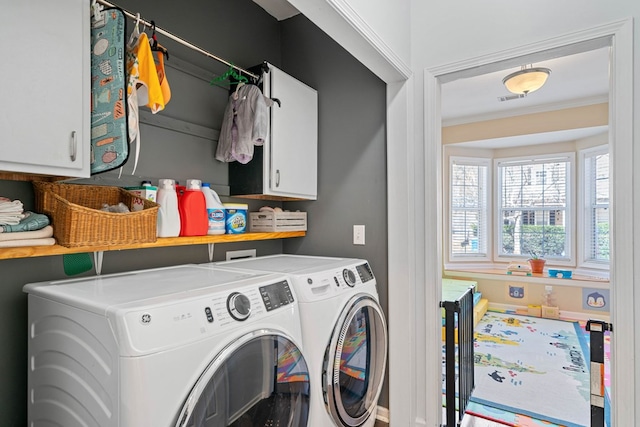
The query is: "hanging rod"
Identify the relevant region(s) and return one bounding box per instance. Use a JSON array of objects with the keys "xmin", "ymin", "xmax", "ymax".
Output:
[{"xmin": 95, "ymin": 0, "xmax": 259, "ymax": 81}]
